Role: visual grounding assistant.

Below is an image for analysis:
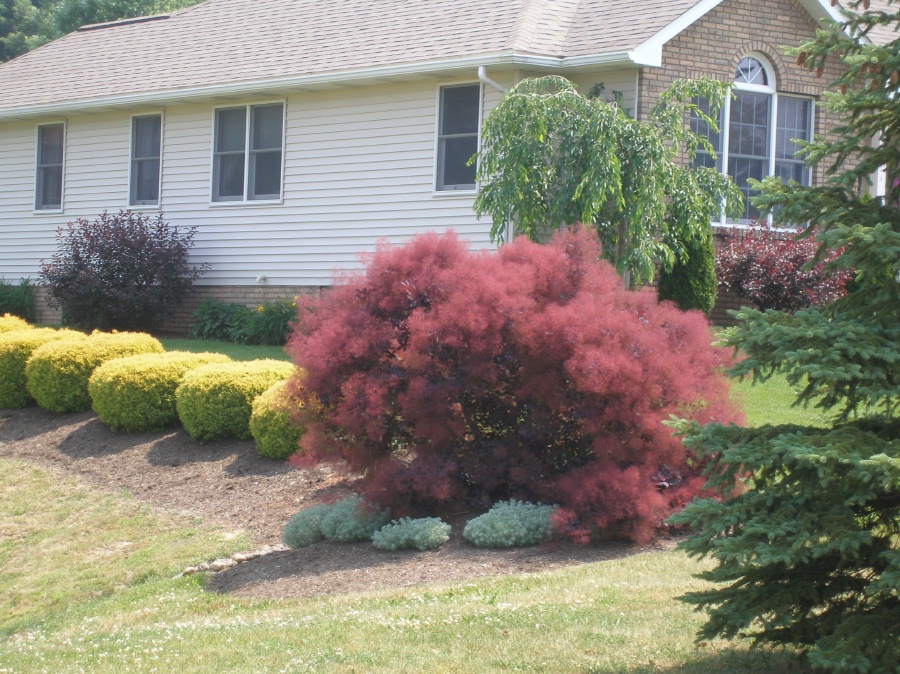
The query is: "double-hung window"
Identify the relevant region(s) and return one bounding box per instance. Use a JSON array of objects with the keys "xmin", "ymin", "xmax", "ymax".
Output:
[
  {"xmin": 436, "ymin": 84, "xmax": 480, "ymax": 191},
  {"xmin": 692, "ymin": 55, "xmax": 813, "ymax": 223},
  {"xmin": 35, "ymin": 123, "xmax": 65, "ymax": 211},
  {"xmin": 130, "ymin": 114, "xmax": 162, "ymax": 206},
  {"xmin": 212, "ymin": 102, "xmax": 284, "ymax": 202}
]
